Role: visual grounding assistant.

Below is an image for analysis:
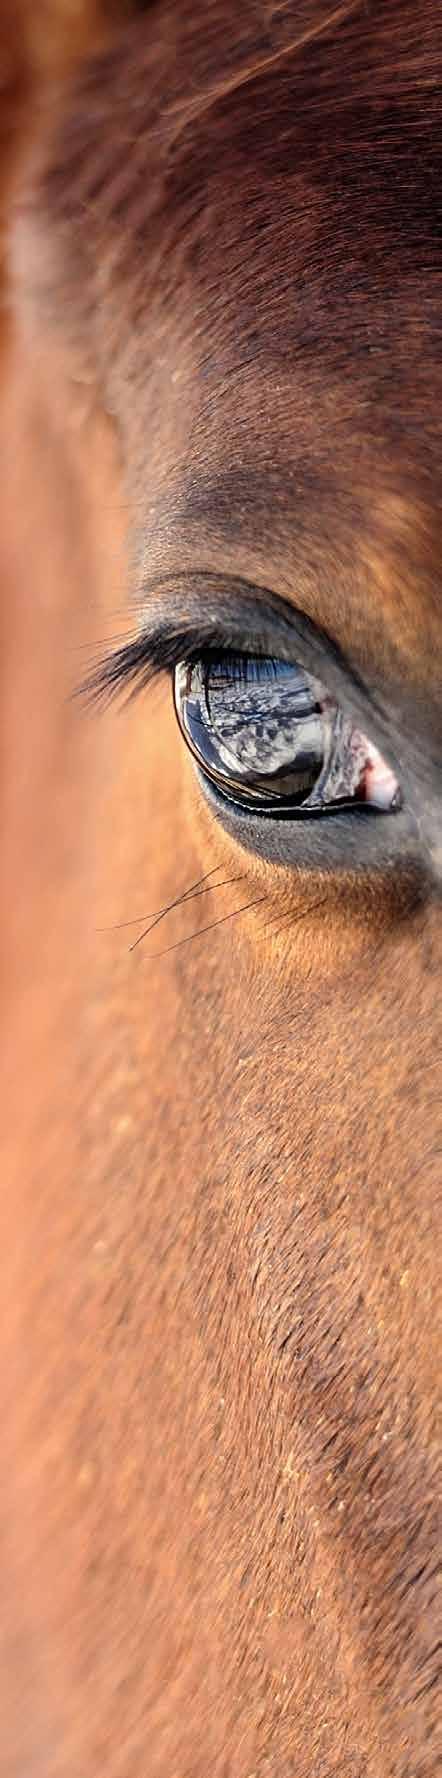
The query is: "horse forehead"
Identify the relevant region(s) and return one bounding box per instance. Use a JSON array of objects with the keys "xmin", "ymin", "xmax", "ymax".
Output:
[
  {"xmin": 115, "ymin": 85, "xmax": 440, "ymax": 493},
  {"xmin": 33, "ymin": 2, "xmax": 439, "ymax": 368}
]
